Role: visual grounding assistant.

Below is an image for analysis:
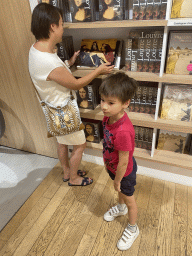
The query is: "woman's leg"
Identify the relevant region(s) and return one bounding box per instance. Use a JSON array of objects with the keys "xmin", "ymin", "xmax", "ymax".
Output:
[
  {"xmin": 69, "ymin": 142, "xmax": 93, "ymax": 185},
  {"xmin": 57, "ymin": 143, "xmax": 70, "ymax": 180}
]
